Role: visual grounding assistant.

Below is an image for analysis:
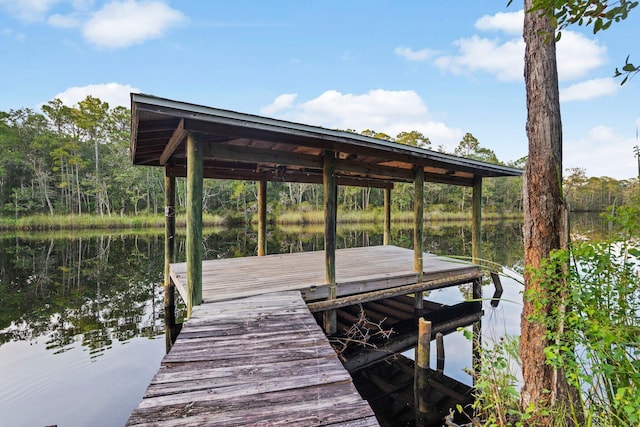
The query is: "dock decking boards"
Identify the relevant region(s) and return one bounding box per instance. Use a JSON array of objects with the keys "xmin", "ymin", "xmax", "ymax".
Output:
[
  {"xmin": 127, "ymin": 291, "xmax": 379, "ymax": 426},
  {"xmin": 169, "ymin": 245, "xmax": 479, "ymax": 305}
]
